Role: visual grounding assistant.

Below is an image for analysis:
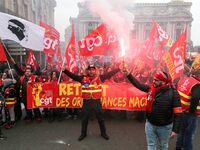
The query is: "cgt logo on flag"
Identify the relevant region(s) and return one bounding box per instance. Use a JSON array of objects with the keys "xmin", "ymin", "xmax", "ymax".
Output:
[{"xmin": 8, "ymin": 19, "xmax": 28, "ymax": 41}]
